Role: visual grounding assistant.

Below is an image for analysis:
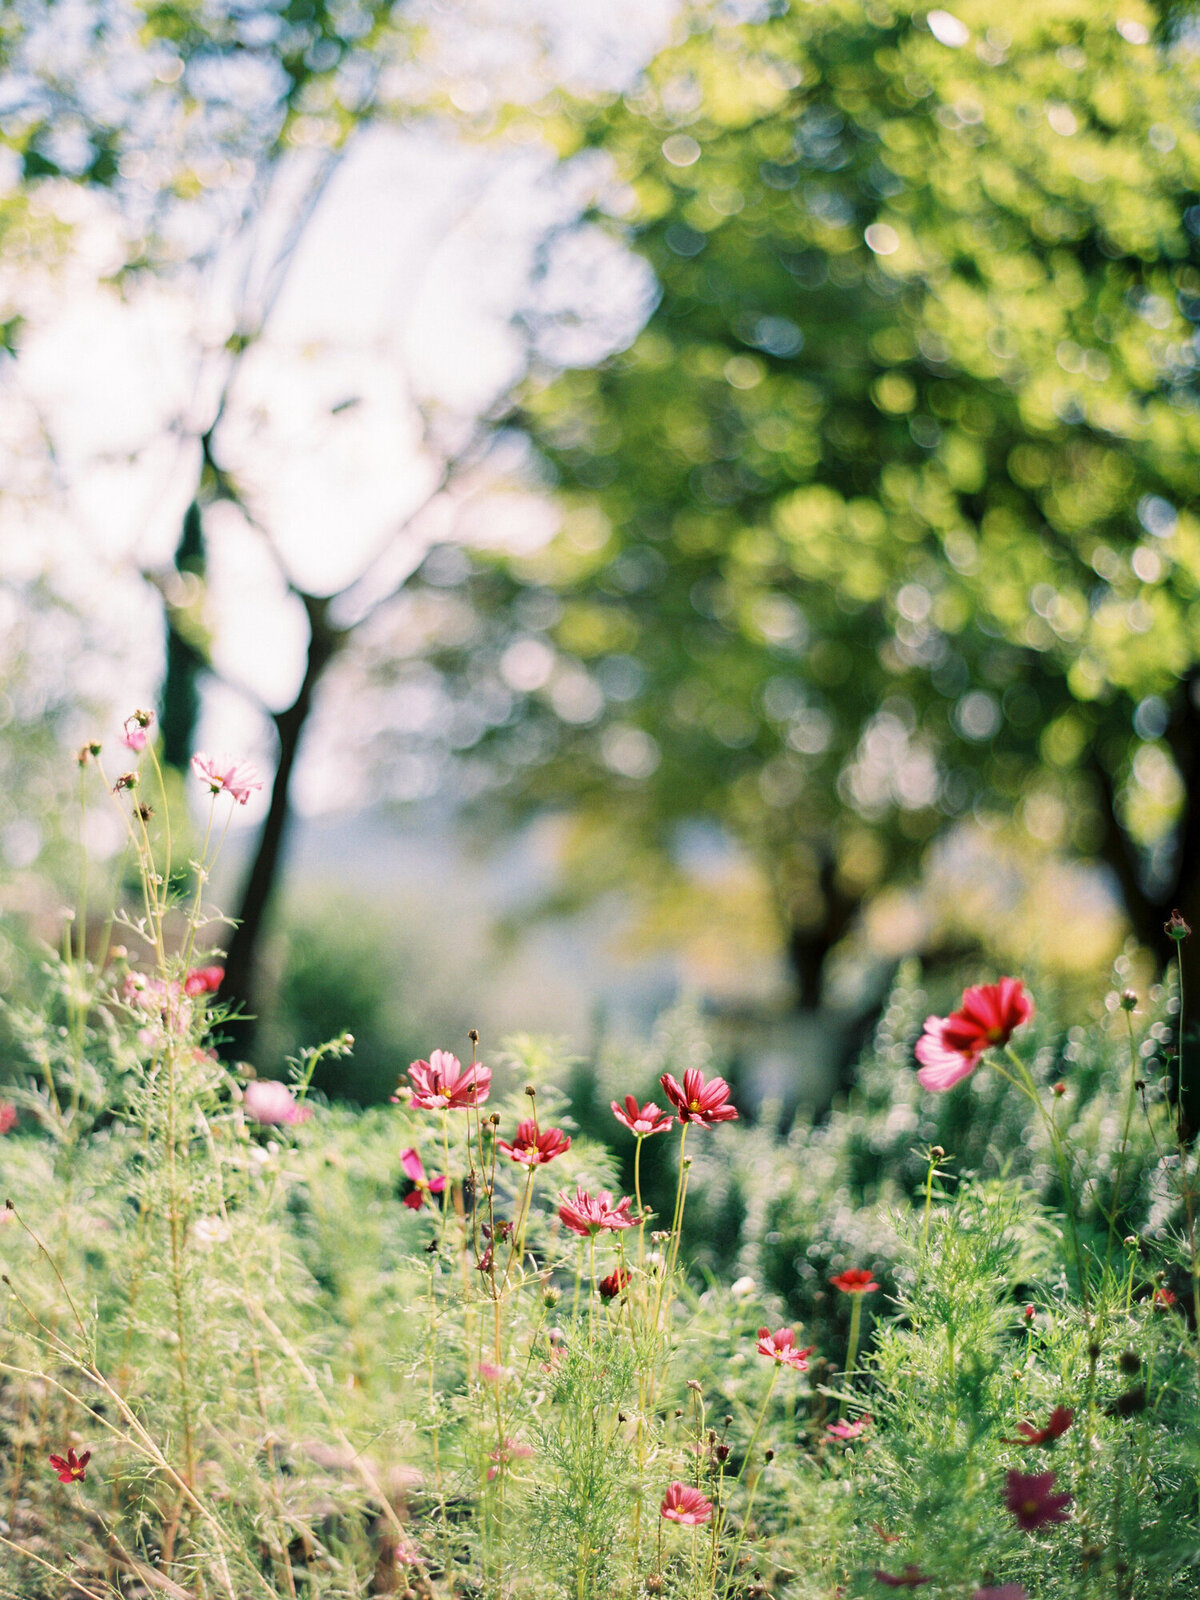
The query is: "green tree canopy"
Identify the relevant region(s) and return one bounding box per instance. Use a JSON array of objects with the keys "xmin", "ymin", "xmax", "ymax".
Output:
[{"xmin": 422, "ymin": 0, "xmax": 1200, "ymax": 1087}]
